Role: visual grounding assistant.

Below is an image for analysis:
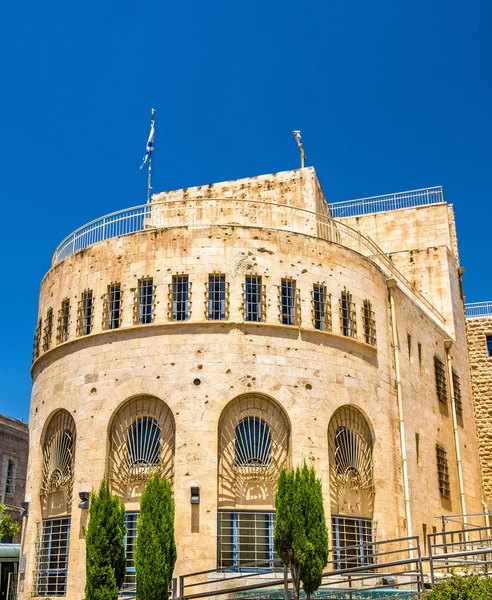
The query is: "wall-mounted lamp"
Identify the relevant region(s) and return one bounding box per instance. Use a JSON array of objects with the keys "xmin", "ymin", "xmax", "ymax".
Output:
[
  {"xmin": 20, "ymin": 501, "xmax": 29, "ymax": 518},
  {"xmin": 190, "ymin": 487, "xmax": 200, "ymax": 505},
  {"xmin": 78, "ymin": 491, "xmax": 90, "ymax": 509}
]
